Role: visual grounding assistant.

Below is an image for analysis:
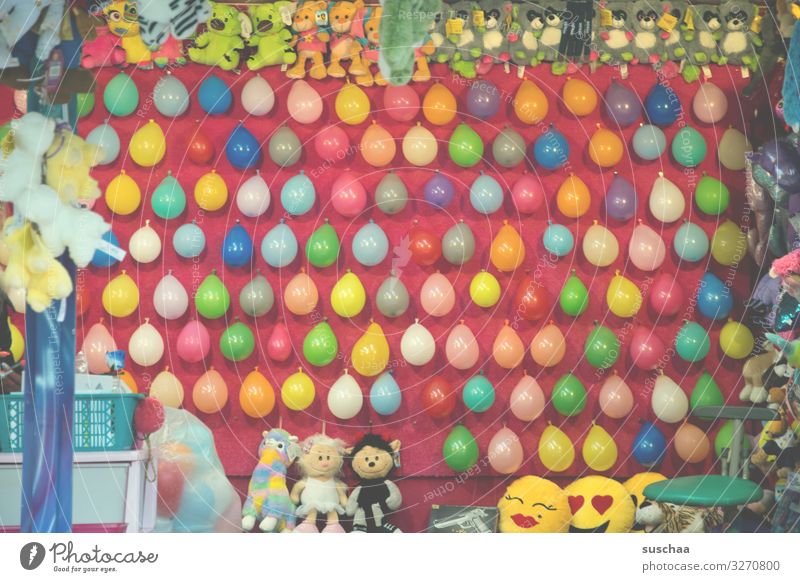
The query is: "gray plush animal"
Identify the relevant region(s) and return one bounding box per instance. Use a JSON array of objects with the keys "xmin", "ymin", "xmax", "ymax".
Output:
[
  {"xmin": 474, "ymin": 0, "xmax": 513, "ymax": 74},
  {"xmin": 596, "ymin": 3, "xmax": 635, "ymax": 65},
  {"xmin": 718, "ymin": 0, "xmax": 761, "ymax": 70},
  {"xmin": 537, "ymin": 2, "xmax": 565, "ymax": 63},
  {"xmin": 659, "ymin": 2, "xmax": 687, "ymax": 62},
  {"xmin": 678, "ymin": 4, "xmax": 723, "ymax": 81},
  {"xmin": 446, "ymin": 1, "xmax": 481, "ymax": 78},
  {"xmin": 630, "ymin": 0, "xmax": 662, "ymax": 65},
  {"xmin": 509, "ymin": 2, "xmax": 544, "ymax": 66}
]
